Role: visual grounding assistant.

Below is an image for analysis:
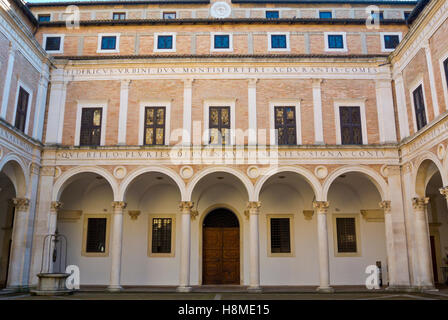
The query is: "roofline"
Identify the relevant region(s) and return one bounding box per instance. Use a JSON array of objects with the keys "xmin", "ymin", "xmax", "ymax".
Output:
[
  {"xmin": 232, "ymin": 0, "xmax": 417, "ymax": 4},
  {"xmin": 37, "ymin": 17, "xmax": 408, "ymax": 26},
  {"xmin": 53, "ymin": 53, "xmax": 389, "ymax": 60},
  {"xmin": 406, "ymin": 0, "xmax": 431, "ymax": 25},
  {"xmin": 26, "ymin": 0, "xmax": 210, "ymax": 7},
  {"xmin": 13, "ymin": 0, "xmax": 38, "ymax": 26}
]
